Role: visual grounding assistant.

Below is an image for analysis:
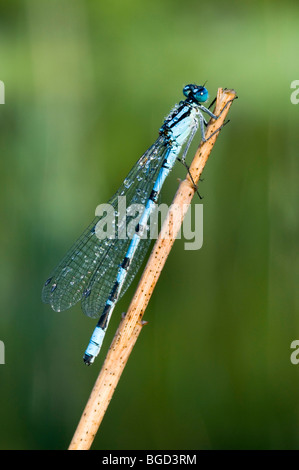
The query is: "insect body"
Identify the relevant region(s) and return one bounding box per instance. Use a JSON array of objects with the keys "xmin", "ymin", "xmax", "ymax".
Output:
[{"xmin": 42, "ymin": 84, "xmax": 221, "ymax": 365}]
